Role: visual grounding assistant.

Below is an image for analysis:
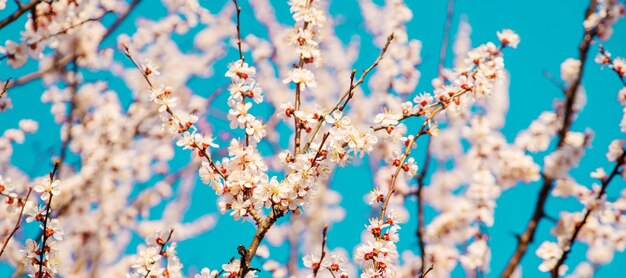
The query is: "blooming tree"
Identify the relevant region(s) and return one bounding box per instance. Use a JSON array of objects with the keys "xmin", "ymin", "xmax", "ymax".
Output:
[{"xmin": 0, "ymin": 0, "xmax": 624, "ymax": 277}]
